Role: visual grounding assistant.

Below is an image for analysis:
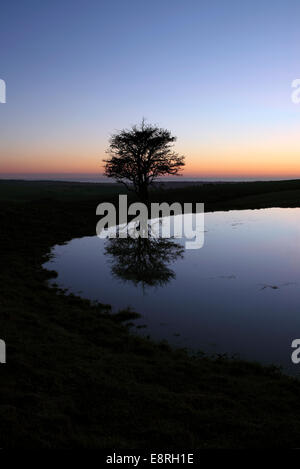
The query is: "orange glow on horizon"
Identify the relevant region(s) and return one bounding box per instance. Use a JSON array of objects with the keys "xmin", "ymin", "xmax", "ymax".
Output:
[{"xmin": 1, "ymin": 130, "xmax": 300, "ymax": 179}]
